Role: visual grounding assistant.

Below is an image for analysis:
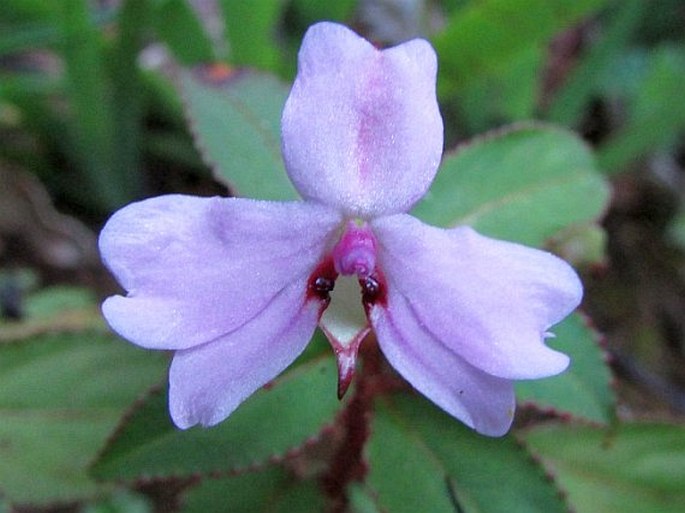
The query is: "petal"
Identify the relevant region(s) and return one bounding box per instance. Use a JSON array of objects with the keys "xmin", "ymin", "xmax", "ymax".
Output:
[
  {"xmin": 281, "ymin": 22, "xmax": 443, "ymax": 218},
  {"xmin": 100, "ymin": 195, "xmax": 341, "ymax": 349},
  {"xmin": 169, "ymin": 279, "xmax": 320, "ymax": 428},
  {"xmin": 371, "ymin": 214, "xmax": 582, "ymax": 379},
  {"xmin": 370, "ymin": 291, "xmax": 515, "ymax": 436}
]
